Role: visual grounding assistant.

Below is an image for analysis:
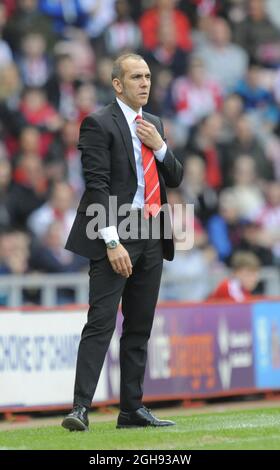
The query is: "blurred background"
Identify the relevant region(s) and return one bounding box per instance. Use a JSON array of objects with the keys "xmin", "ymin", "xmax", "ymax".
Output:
[{"xmin": 1, "ymin": 0, "xmax": 280, "ymax": 306}]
